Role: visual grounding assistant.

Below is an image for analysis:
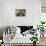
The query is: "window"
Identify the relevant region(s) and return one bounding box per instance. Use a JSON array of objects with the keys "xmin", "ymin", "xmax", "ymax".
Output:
[{"xmin": 41, "ymin": 0, "xmax": 46, "ymax": 13}]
